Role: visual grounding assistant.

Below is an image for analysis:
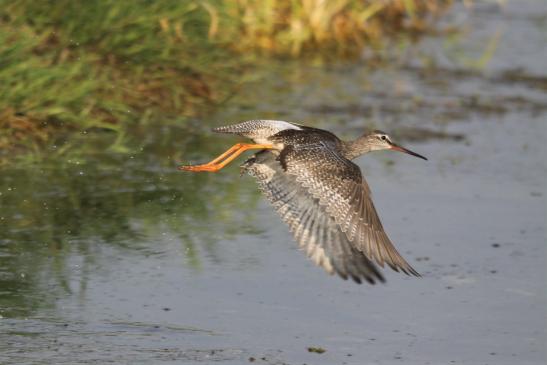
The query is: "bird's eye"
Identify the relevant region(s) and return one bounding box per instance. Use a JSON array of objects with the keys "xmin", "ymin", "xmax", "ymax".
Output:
[{"xmin": 381, "ymin": 135, "xmax": 387, "ymax": 141}]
